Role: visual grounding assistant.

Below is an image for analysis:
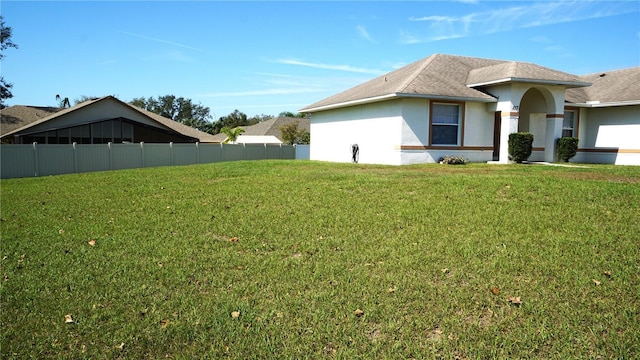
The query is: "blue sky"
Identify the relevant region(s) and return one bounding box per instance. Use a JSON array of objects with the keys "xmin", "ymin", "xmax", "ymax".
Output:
[{"xmin": 2, "ymin": 1, "xmax": 639, "ymax": 119}]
